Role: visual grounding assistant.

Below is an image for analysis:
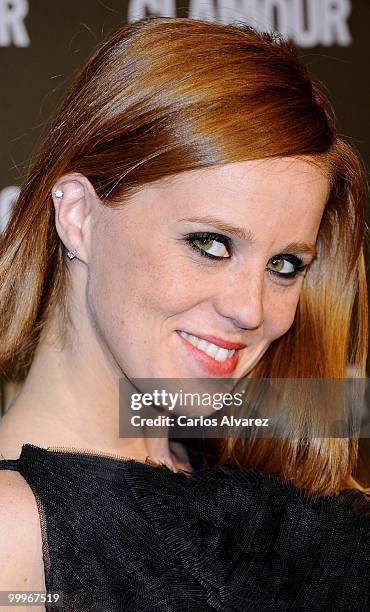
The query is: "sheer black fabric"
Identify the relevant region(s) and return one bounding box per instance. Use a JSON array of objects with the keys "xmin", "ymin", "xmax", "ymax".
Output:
[{"xmin": 0, "ymin": 443, "xmax": 369, "ymax": 611}]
